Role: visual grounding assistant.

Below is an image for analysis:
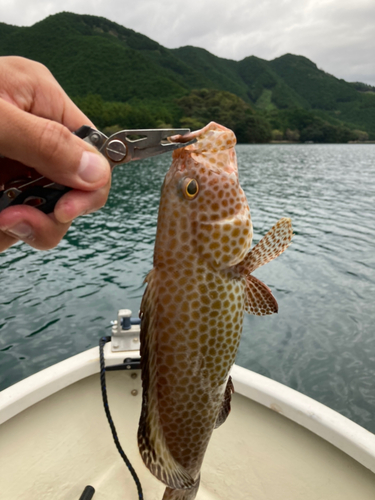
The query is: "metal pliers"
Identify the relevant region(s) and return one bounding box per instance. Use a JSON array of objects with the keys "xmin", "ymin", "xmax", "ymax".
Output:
[{"xmin": 0, "ymin": 126, "xmax": 196, "ymax": 214}]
